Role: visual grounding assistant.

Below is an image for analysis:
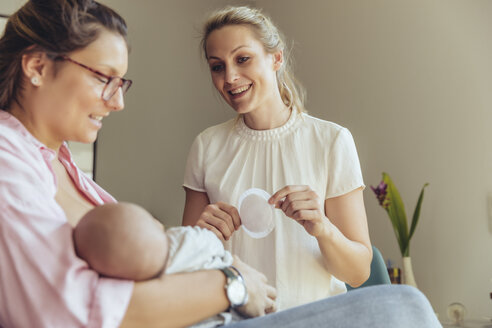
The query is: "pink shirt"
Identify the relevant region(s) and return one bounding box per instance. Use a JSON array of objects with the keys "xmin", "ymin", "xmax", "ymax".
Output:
[{"xmin": 0, "ymin": 111, "xmax": 134, "ymax": 328}]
